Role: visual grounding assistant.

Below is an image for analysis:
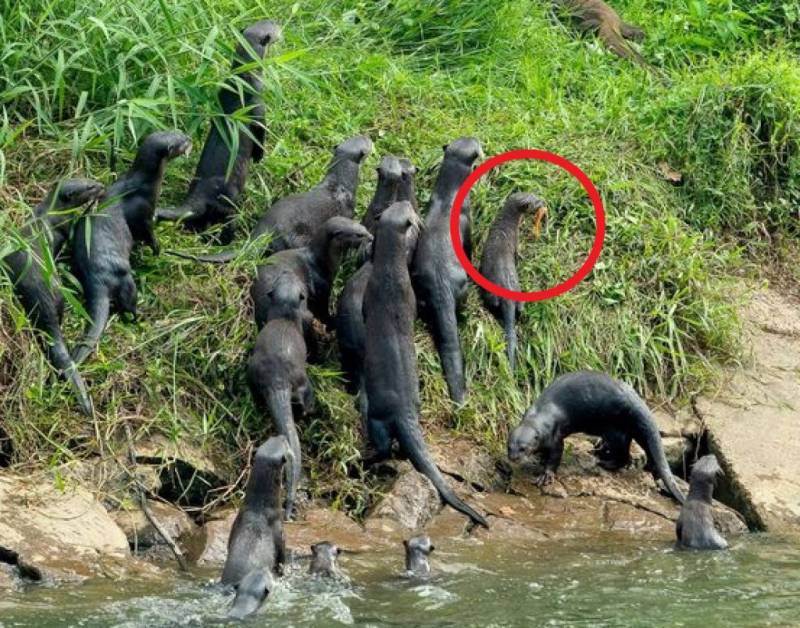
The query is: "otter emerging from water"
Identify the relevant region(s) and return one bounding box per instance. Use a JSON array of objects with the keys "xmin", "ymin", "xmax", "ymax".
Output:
[
  {"xmin": 676, "ymin": 454, "xmax": 728, "ymax": 550},
  {"xmin": 404, "ymin": 535, "xmax": 434, "ymax": 578}
]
